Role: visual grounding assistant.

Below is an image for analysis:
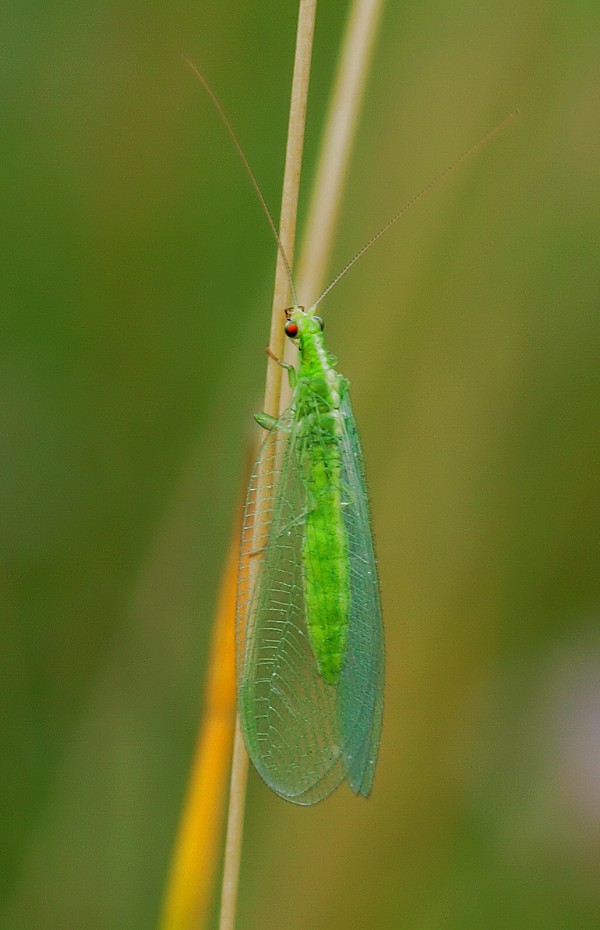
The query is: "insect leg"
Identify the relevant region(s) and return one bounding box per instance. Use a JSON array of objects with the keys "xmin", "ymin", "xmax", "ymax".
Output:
[
  {"xmin": 254, "ymin": 412, "xmax": 279, "ymax": 430},
  {"xmin": 266, "ymin": 346, "xmax": 297, "ymax": 389}
]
